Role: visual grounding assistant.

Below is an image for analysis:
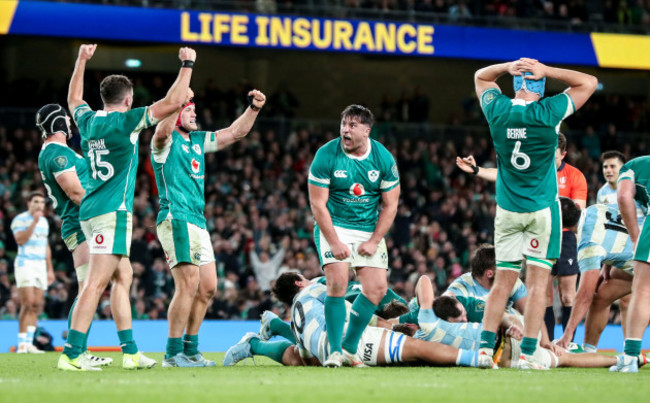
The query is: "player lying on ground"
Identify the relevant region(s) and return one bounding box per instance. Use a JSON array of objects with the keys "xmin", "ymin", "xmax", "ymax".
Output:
[{"xmin": 223, "ymin": 272, "xmax": 478, "ymax": 368}]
